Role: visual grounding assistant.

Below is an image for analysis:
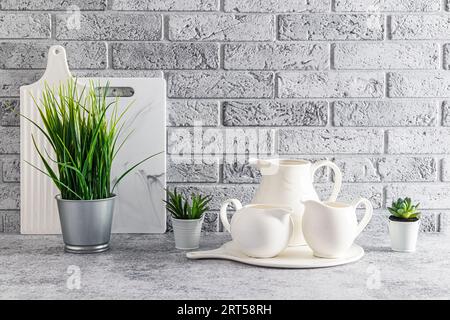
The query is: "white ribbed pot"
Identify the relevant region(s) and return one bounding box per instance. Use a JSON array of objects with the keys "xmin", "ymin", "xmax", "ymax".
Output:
[
  {"xmin": 389, "ymin": 216, "xmax": 420, "ymax": 252},
  {"xmin": 172, "ymin": 216, "xmax": 204, "ymax": 250}
]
